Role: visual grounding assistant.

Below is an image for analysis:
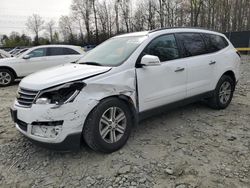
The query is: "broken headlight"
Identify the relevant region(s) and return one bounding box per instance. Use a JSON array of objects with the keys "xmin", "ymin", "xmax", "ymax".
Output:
[{"xmin": 35, "ymin": 82, "xmax": 85, "ymax": 105}]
